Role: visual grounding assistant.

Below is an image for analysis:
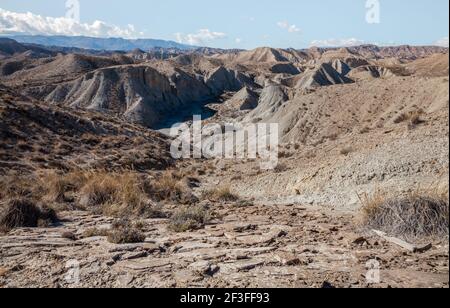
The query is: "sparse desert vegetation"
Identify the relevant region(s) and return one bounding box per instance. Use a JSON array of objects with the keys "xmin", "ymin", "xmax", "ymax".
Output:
[
  {"xmin": 358, "ymin": 186, "xmax": 449, "ymax": 240},
  {"xmin": 0, "ymin": 168, "xmax": 198, "ymax": 223},
  {"xmin": 107, "ymin": 219, "xmax": 147, "ymax": 244},
  {"xmin": 78, "ymin": 171, "xmax": 152, "ymax": 217},
  {"xmin": 393, "ymin": 109, "xmax": 426, "ymax": 129},
  {"xmin": 202, "ymin": 185, "xmax": 239, "ymax": 202},
  {"xmin": 340, "ymin": 147, "xmax": 354, "ymax": 156},
  {"xmin": 0, "ymin": 37, "xmax": 448, "ymax": 288},
  {"xmin": 274, "ymin": 163, "xmax": 289, "ymax": 173},
  {"xmin": 169, "ymin": 205, "xmax": 211, "ymax": 232},
  {"xmin": 145, "ymin": 170, "xmax": 198, "ymax": 204},
  {"xmin": 82, "ymin": 227, "xmax": 110, "ymax": 239},
  {"xmin": 0, "ymin": 198, "xmax": 58, "ymax": 233},
  {"xmin": 81, "ymin": 219, "xmax": 147, "ymax": 244}
]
